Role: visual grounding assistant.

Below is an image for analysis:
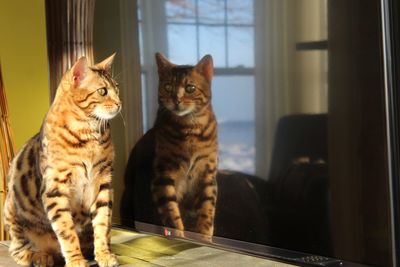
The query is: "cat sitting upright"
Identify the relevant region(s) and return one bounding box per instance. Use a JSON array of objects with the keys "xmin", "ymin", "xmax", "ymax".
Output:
[
  {"xmin": 4, "ymin": 55, "xmax": 120, "ymax": 267},
  {"xmin": 151, "ymin": 53, "xmax": 219, "ymax": 241}
]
